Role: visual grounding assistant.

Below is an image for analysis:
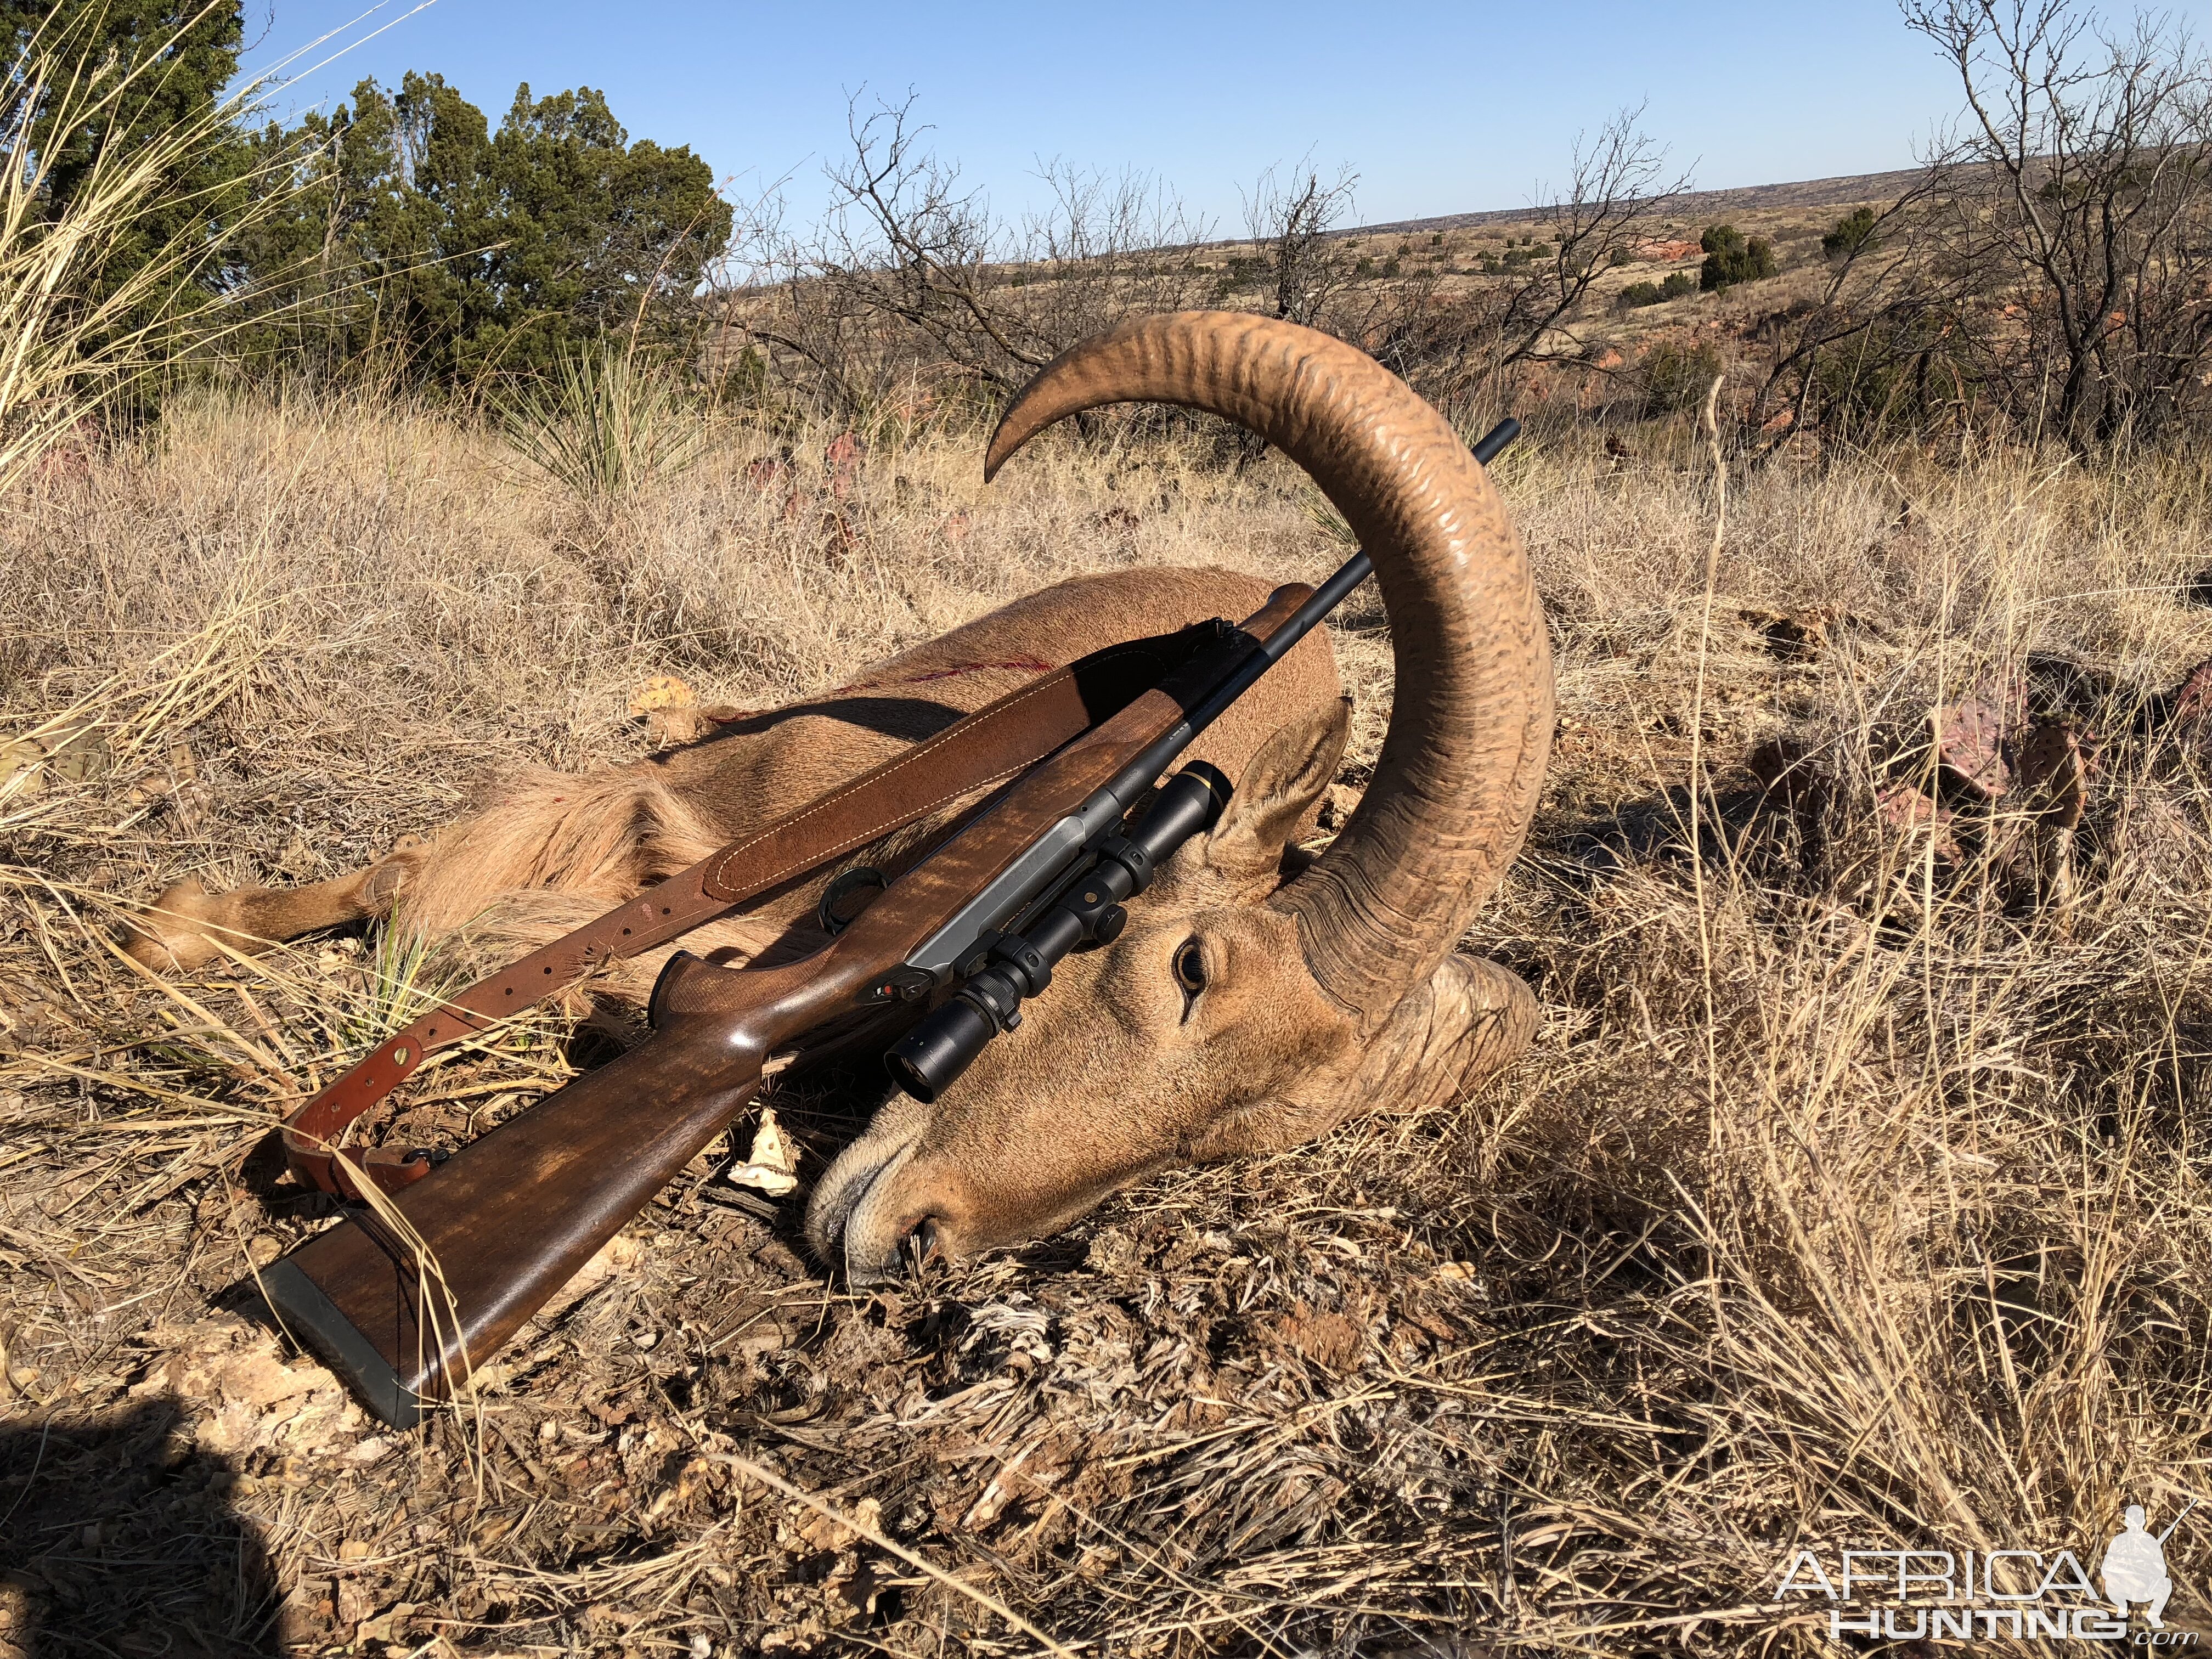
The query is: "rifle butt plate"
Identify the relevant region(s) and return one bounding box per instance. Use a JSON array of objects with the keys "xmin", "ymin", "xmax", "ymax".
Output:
[{"xmin": 259, "ymin": 1255, "xmax": 424, "ymax": 1430}]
